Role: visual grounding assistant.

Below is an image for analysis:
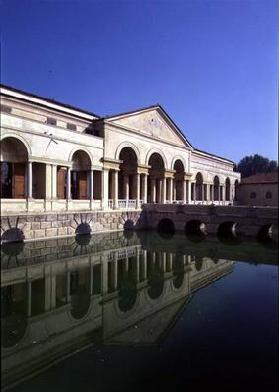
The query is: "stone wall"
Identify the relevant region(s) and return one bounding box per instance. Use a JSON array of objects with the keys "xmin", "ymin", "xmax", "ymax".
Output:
[{"xmin": 0, "ymin": 210, "xmax": 145, "ymax": 243}]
